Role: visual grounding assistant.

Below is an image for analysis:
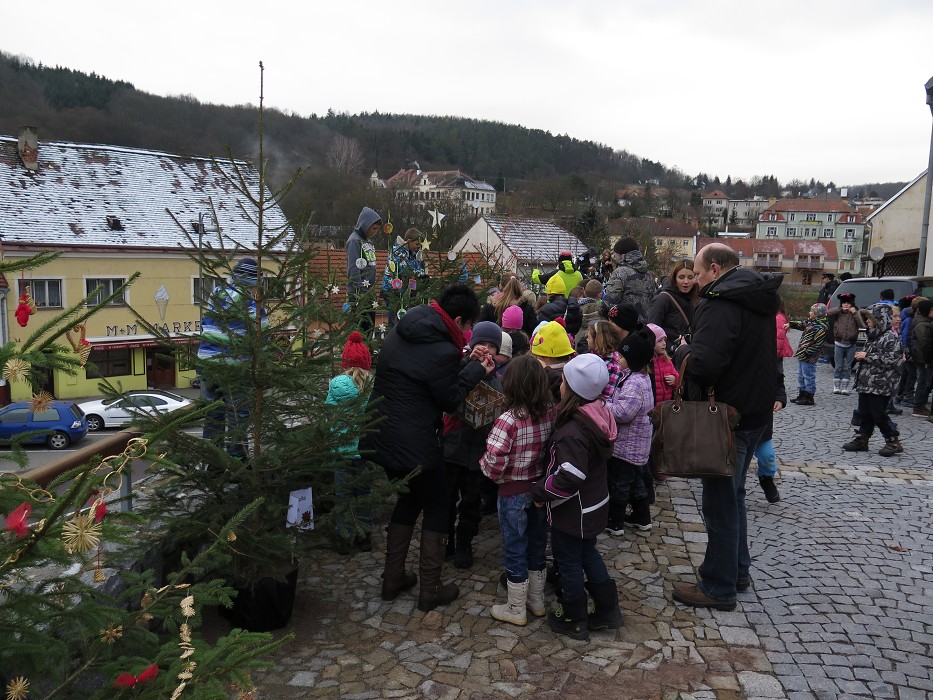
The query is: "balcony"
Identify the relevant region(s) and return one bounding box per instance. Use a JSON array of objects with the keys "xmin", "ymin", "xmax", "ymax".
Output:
[
  {"xmin": 795, "ymin": 259, "xmax": 824, "ymax": 270},
  {"xmin": 754, "ymin": 258, "xmax": 782, "ymax": 270}
]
